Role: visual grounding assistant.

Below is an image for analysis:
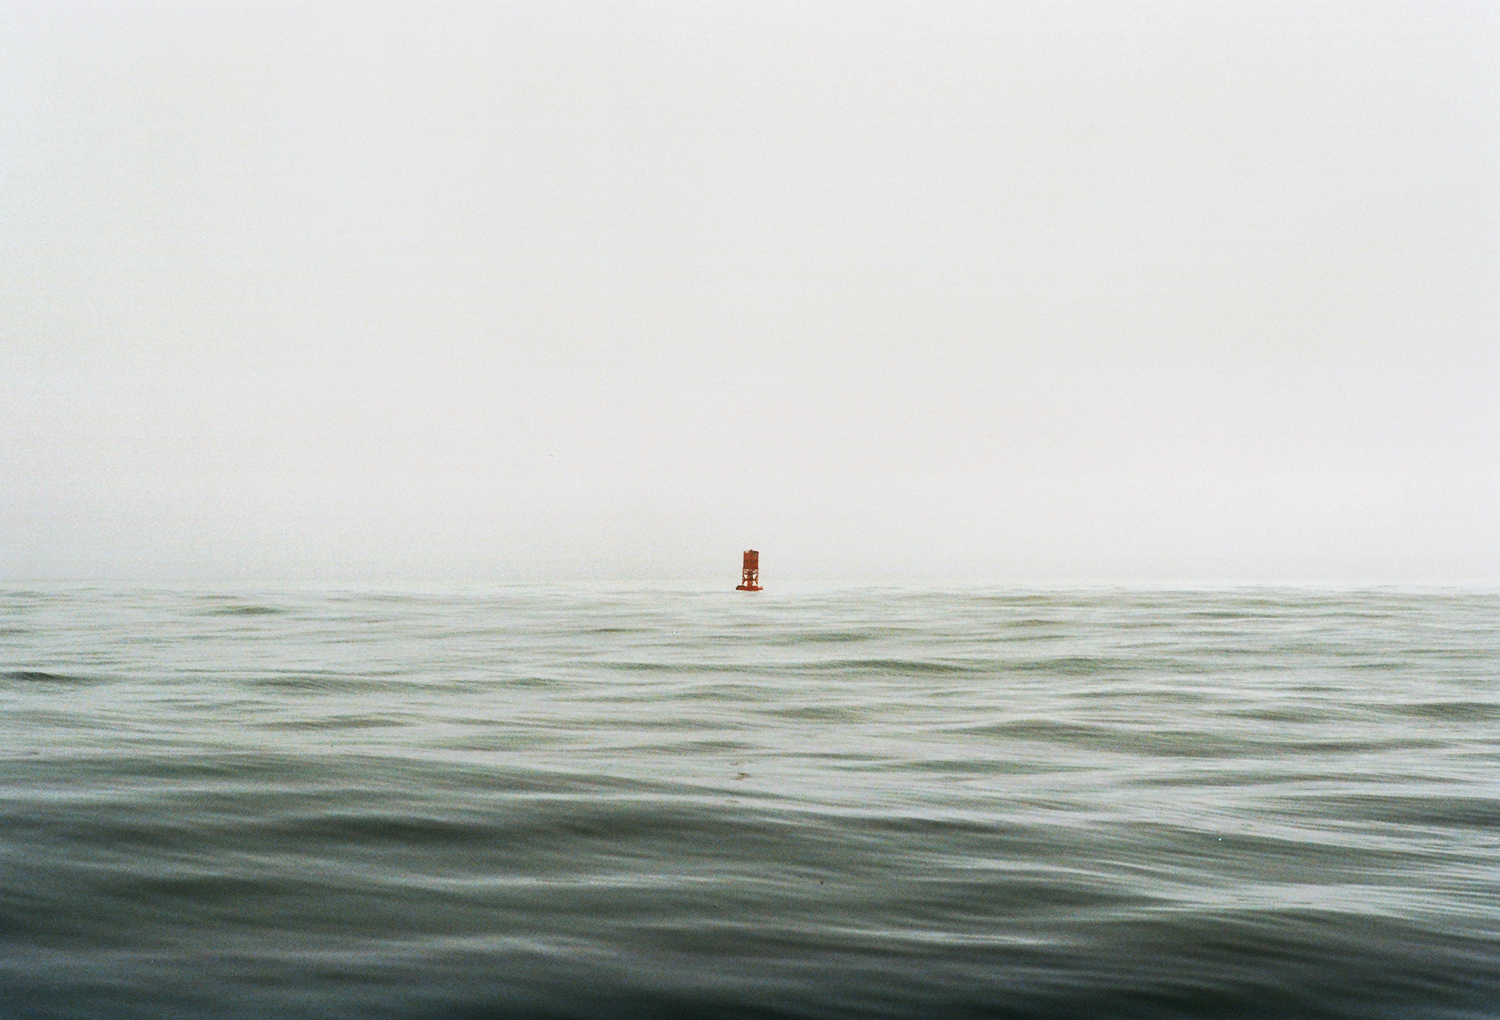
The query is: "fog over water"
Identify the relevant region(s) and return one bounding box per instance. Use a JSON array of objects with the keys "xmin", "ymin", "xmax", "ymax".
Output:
[{"xmin": 2, "ymin": 1, "xmax": 1497, "ymax": 583}]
